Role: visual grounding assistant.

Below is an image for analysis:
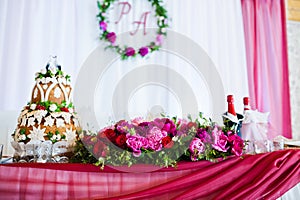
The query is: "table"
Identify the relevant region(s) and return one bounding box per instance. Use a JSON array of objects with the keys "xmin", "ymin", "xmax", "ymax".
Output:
[{"xmin": 0, "ymin": 149, "xmax": 299, "ymax": 200}]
